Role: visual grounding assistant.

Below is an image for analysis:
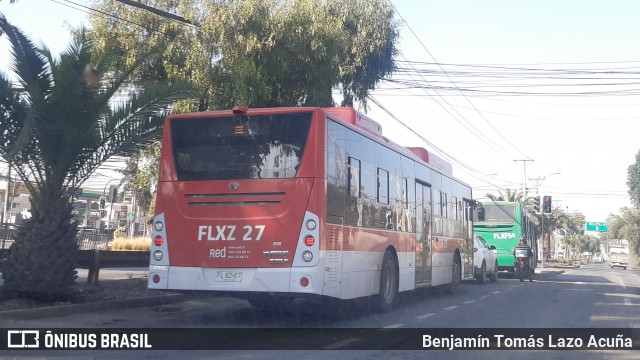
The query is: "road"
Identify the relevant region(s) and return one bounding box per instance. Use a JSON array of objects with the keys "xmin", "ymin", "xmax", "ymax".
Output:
[{"xmin": 2, "ymin": 263, "xmax": 639, "ymax": 359}]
